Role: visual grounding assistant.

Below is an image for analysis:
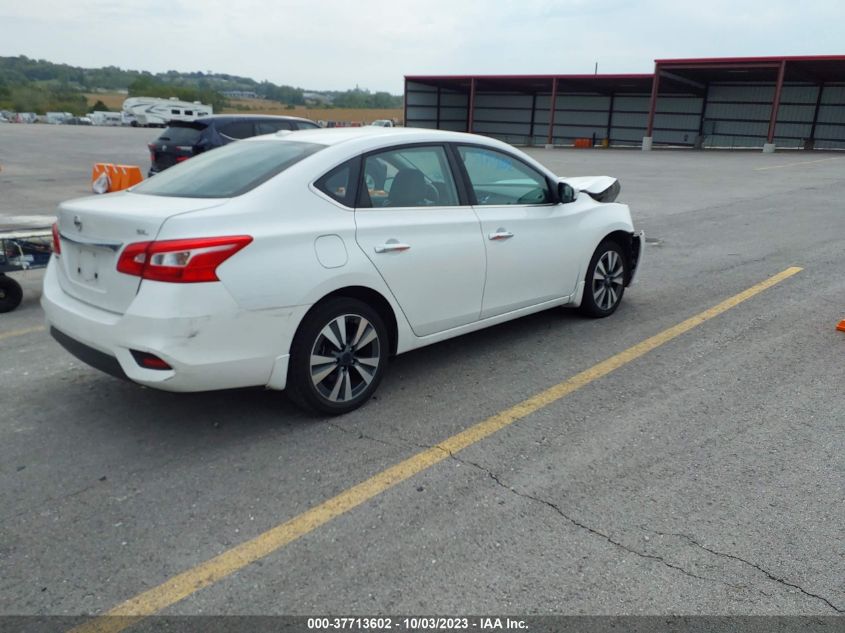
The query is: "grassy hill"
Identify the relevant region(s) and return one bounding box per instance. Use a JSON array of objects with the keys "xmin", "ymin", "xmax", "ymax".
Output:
[{"xmin": 1, "ymin": 56, "xmax": 402, "ymax": 115}]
